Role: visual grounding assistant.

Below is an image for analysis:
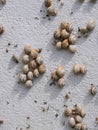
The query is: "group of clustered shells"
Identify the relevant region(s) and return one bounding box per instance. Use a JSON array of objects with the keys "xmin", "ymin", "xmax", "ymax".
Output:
[
  {"xmin": 45, "ymin": 0, "xmax": 58, "ymax": 16},
  {"xmin": 53, "ymin": 21, "xmax": 77, "ymax": 53},
  {"xmin": 79, "ymin": 19, "xmax": 96, "ymax": 37},
  {"xmin": 18, "ymin": 44, "xmax": 46, "ymax": 88},
  {"xmin": 51, "ymin": 66, "xmax": 65, "ymax": 87},
  {"xmin": 64, "ymin": 104, "xmax": 87, "ymax": 130}
]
